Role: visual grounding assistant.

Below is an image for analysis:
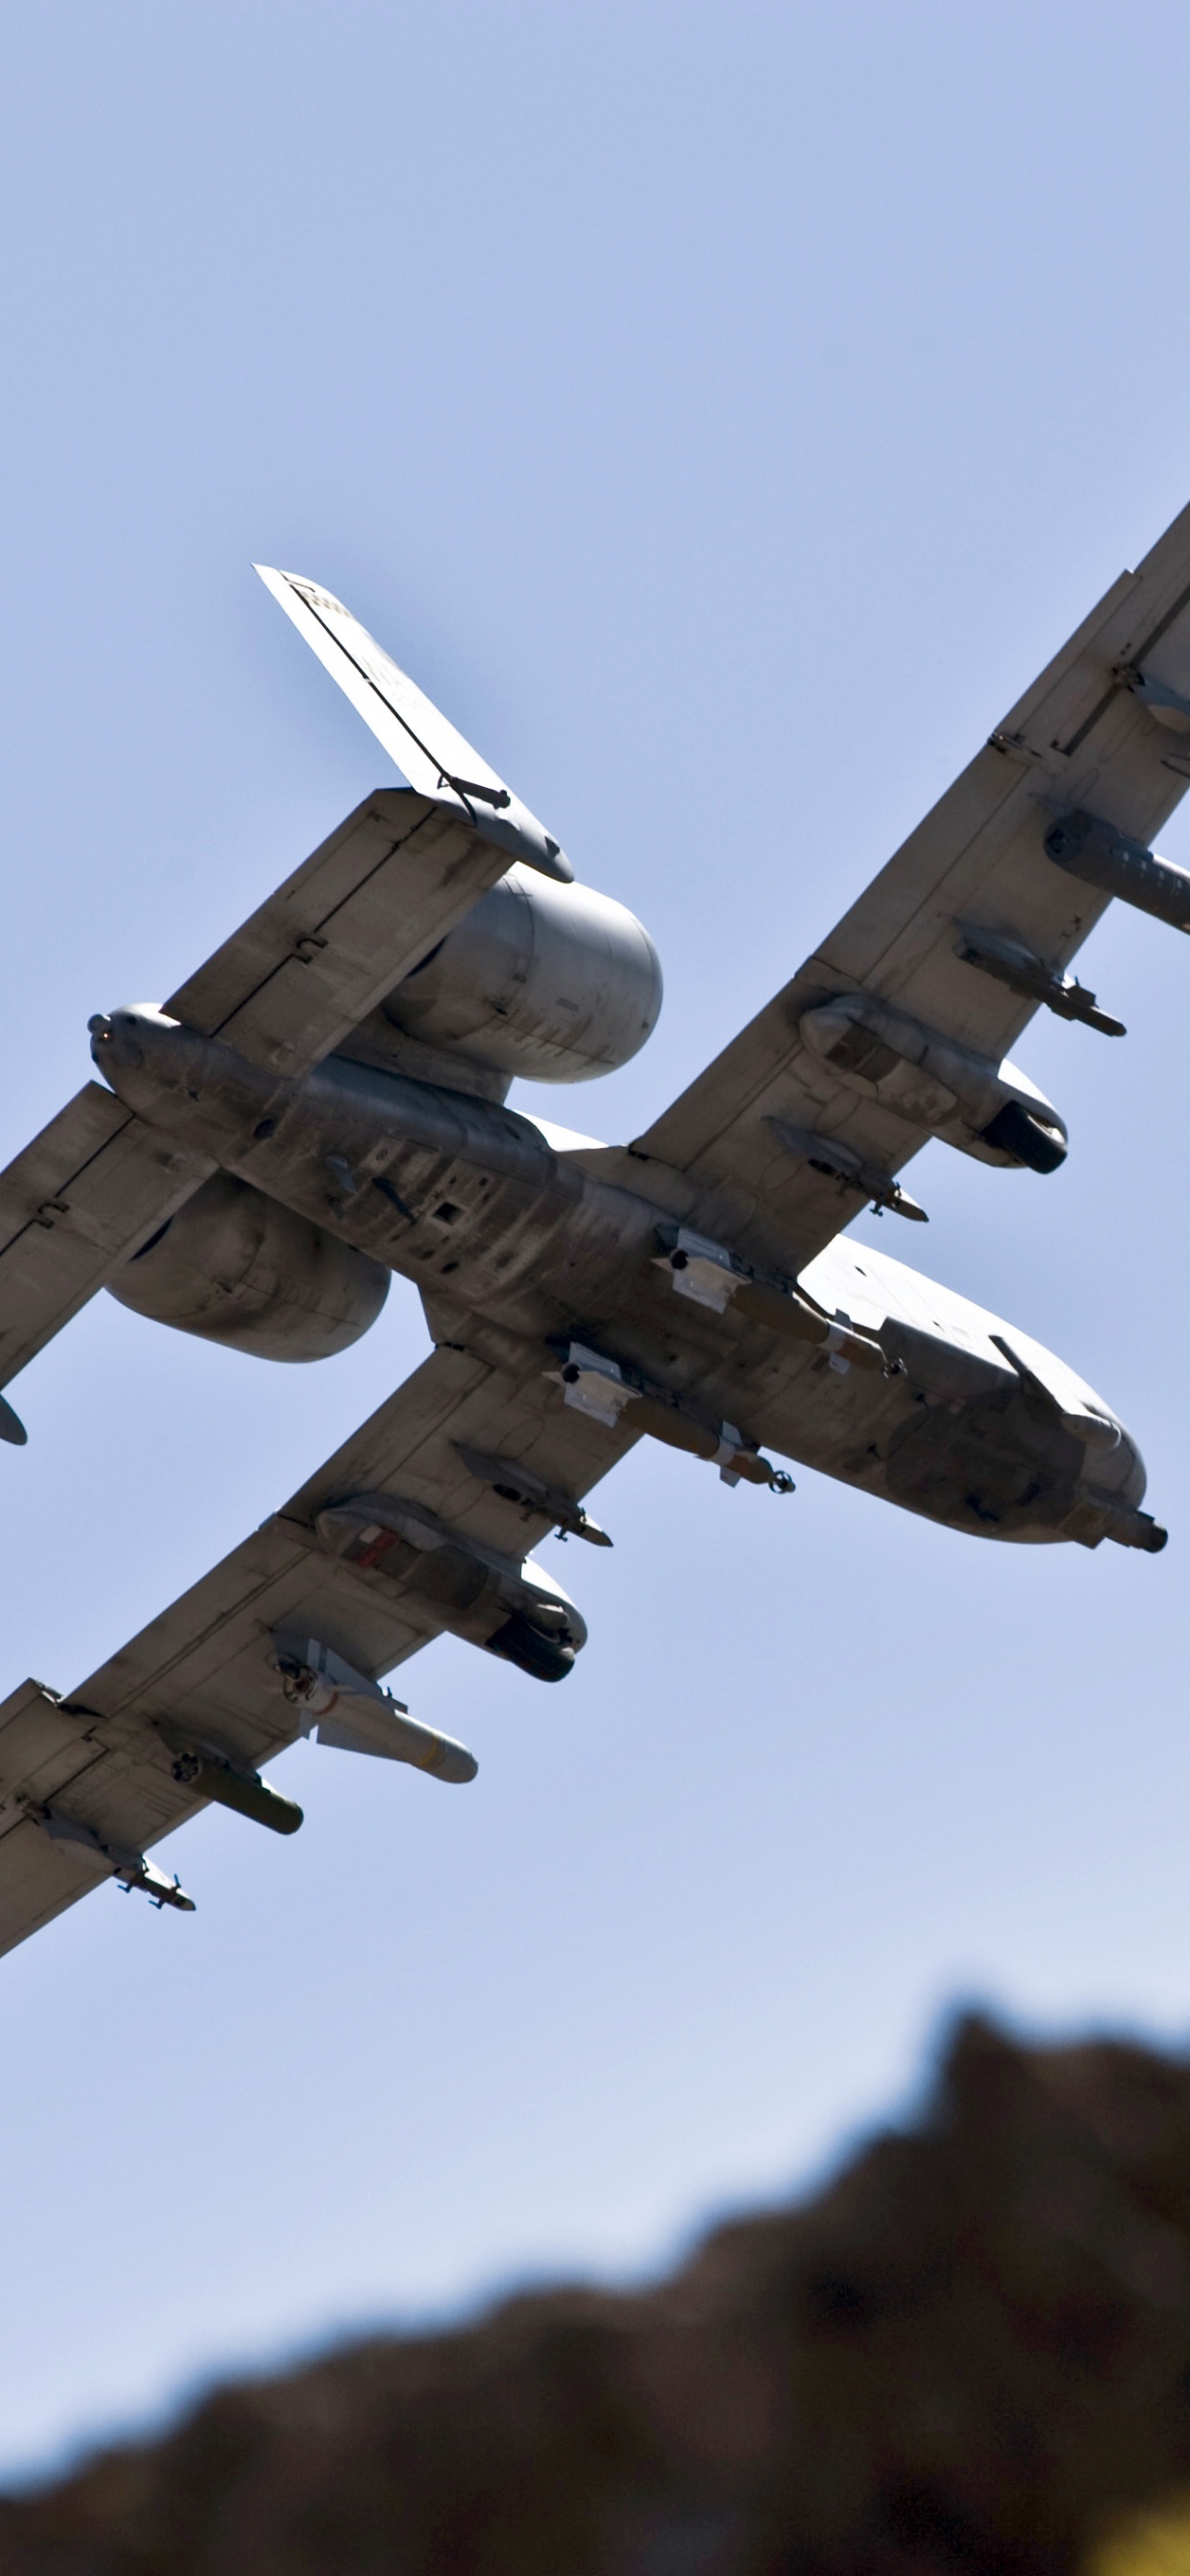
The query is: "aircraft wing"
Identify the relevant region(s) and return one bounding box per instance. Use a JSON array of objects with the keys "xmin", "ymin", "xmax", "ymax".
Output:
[
  {"xmin": 628, "ymin": 497, "xmax": 1190, "ymax": 1277},
  {"xmin": 0, "ymin": 786, "xmax": 525, "ymax": 1401},
  {"xmin": 0, "ymin": 1339, "xmax": 637, "ymax": 1962},
  {"xmin": 164, "ymin": 785, "xmax": 519, "ymax": 1075},
  {"xmin": 0, "ymin": 544, "xmax": 581, "ymax": 1405},
  {"xmin": 0, "ymin": 1085, "xmax": 214, "ymax": 1405}
]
